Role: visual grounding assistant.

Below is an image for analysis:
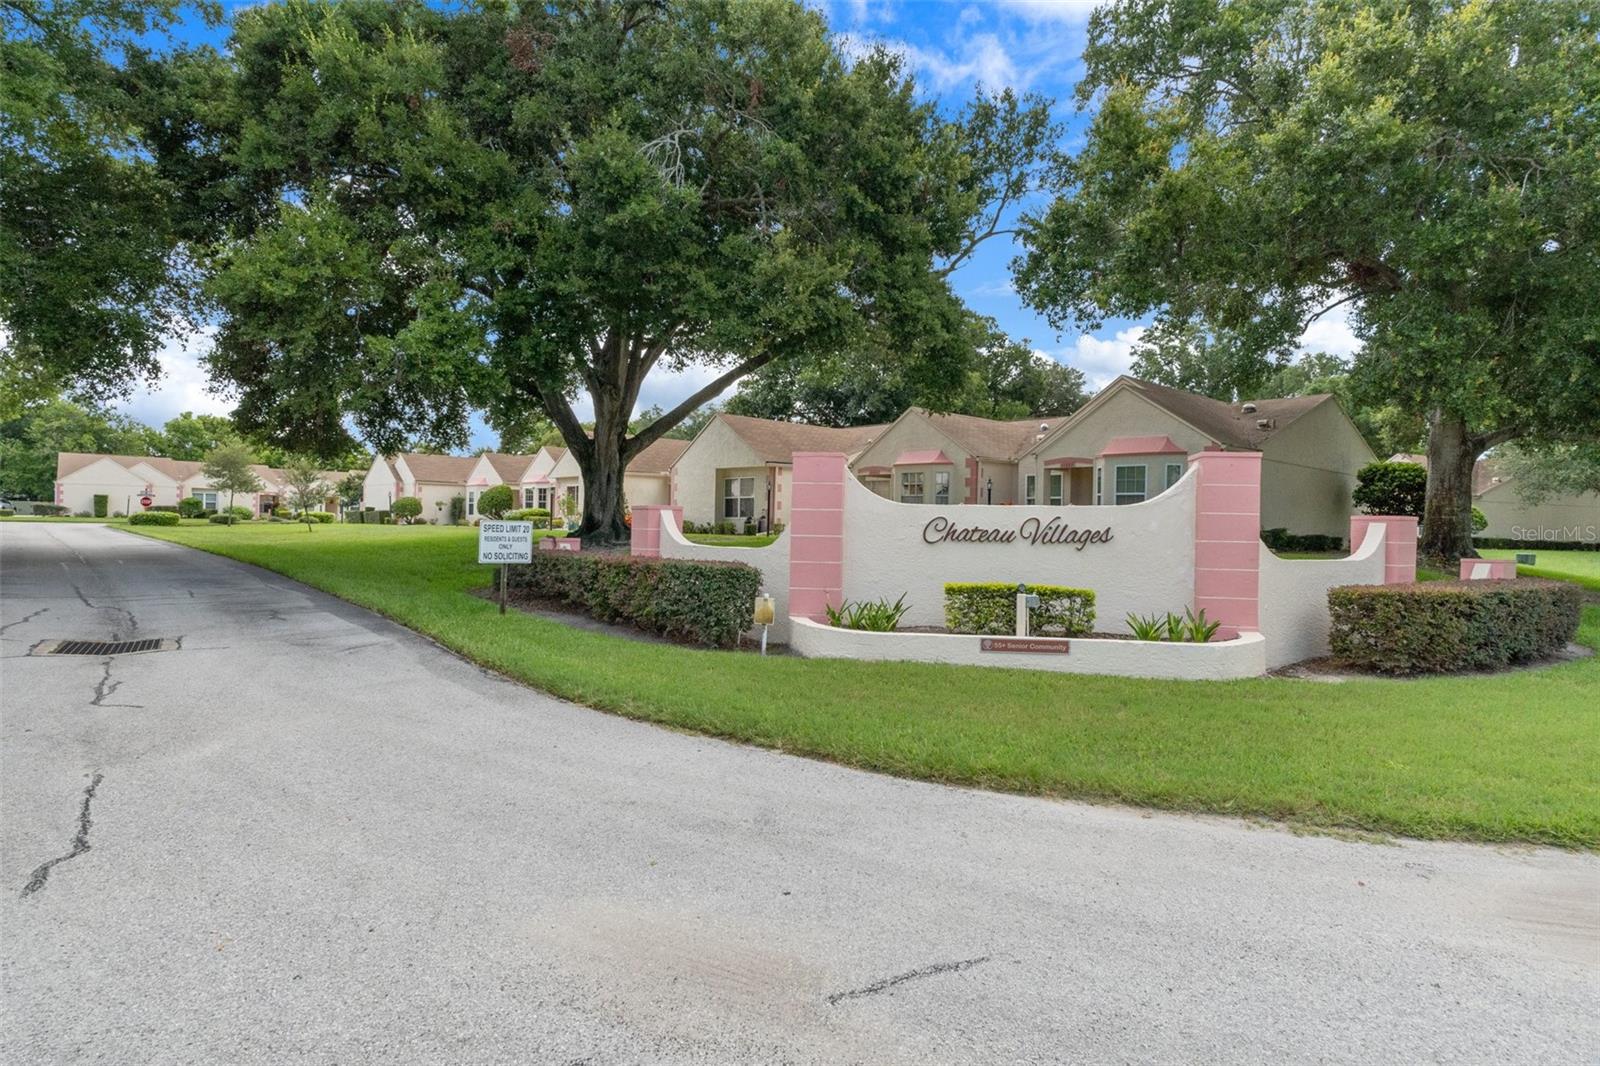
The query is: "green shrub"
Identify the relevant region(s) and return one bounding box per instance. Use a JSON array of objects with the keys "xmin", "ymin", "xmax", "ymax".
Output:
[
  {"xmin": 226, "ymin": 505, "xmax": 254, "ymax": 520},
  {"xmin": 300, "ymin": 511, "xmax": 335, "ymax": 523},
  {"xmin": 1261, "ymin": 528, "xmax": 1344, "ymax": 553},
  {"xmin": 507, "ymin": 553, "xmax": 761, "ymax": 647},
  {"xmin": 30, "ymin": 504, "xmax": 68, "ymax": 516},
  {"xmin": 150, "ymin": 504, "xmax": 179, "ymax": 514},
  {"xmin": 944, "ymin": 583, "xmax": 1095, "ymax": 636},
  {"xmin": 92, "ymin": 494, "xmax": 108, "ymax": 517},
  {"xmin": 376, "ymin": 510, "xmax": 391, "ymax": 524},
  {"xmin": 1470, "ymin": 507, "xmax": 1488, "ymax": 533},
  {"xmin": 392, "ymin": 496, "xmax": 423, "ymax": 522},
  {"xmin": 478, "ymin": 484, "xmax": 515, "ymax": 519},
  {"xmin": 273, "ymin": 506, "xmax": 292, "ymax": 519},
  {"xmin": 449, "ymin": 496, "xmax": 466, "ymax": 524},
  {"xmin": 128, "ymin": 510, "xmax": 180, "ymax": 526},
  {"xmin": 1328, "ymin": 579, "xmax": 1581, "ymax": 674},
  {"xmin": 825, "ymin": 595, "xmax": 910, "ymax": 631},
  {"xmin": 1352, "ymin": 461, "xmax": 1427, "ymax": 517},
  {"xmin": 1473, "ymin": 536, "xmax": 1598, "ymax": 551},
  {"xmin": 208, "ymin": 513, "xmax": 239, "ymax": 525},
  {"xmin": 178, "ymin": 497, "xmax": 206, "ymax": 518},
  {"xmin": 504, "ymin": 507, "xmax": 550, "ymax": 521}
]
